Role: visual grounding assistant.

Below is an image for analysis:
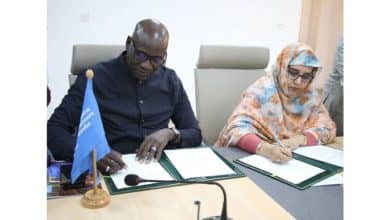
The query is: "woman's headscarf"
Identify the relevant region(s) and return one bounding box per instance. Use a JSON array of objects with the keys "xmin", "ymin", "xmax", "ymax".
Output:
[{"xmin": 215, "ymin": 42, "xmax": 336, "ymax": 146}]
